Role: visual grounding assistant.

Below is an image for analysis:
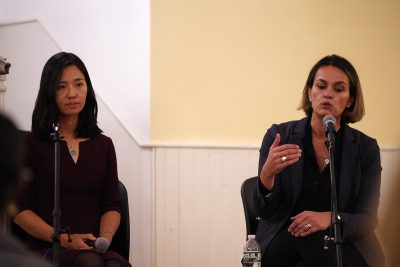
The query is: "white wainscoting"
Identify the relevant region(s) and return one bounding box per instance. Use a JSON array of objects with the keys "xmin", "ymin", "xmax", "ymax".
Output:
[
  {"xmin": 152, "ymin": 146, "xmax": 399, "ymax": 267},
  {"xmin": 154, "ymin": 147, "xmax": 259, "ymax": 267}
]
